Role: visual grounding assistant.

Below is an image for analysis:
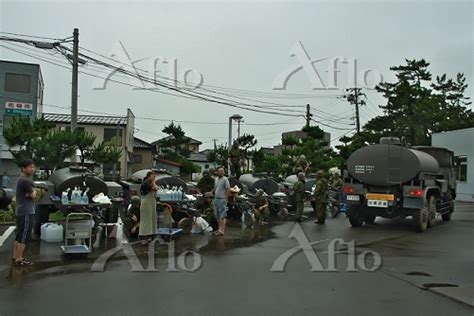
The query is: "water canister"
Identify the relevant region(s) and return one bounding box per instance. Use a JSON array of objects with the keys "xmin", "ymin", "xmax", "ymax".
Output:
[{"xmin": 41, "ymin": 223, "xmax": 64, "ymax": 243}]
